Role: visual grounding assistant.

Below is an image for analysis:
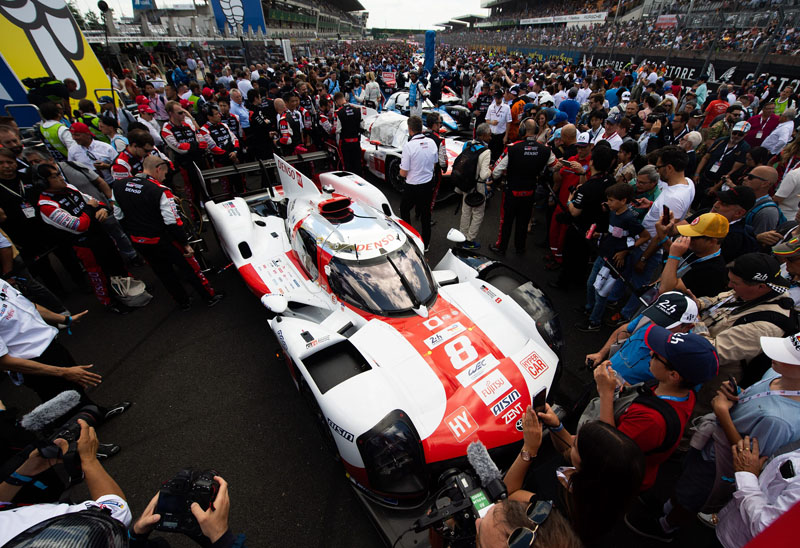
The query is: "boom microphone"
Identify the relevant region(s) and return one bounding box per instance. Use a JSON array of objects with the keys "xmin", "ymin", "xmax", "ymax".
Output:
[
  {"xmin": 20, "ymin": 390, "xmax": 82, "ymax": 432},
  {"xmin": 466, "ymin": 441, "xmax": 508, "ymax": 502}
]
